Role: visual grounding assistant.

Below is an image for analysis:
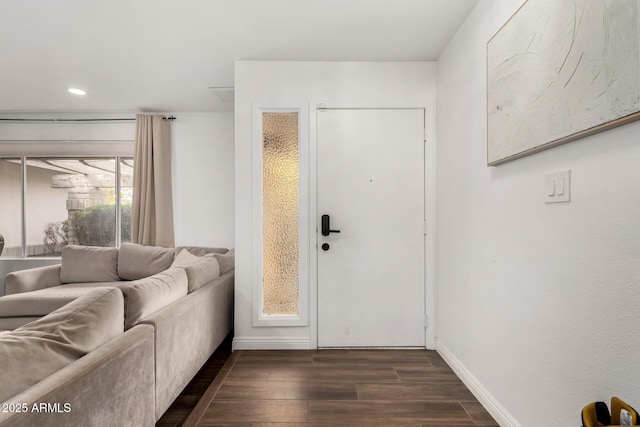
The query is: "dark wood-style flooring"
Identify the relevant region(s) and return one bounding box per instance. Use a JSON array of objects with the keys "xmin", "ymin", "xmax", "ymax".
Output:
[
  {"xmin": 156, "ymin": 335, "xmax": 233, "ymax": 427},
  {"xmin": 175, "ymin": 345, "xmax": 498, "ymax": 427}
]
